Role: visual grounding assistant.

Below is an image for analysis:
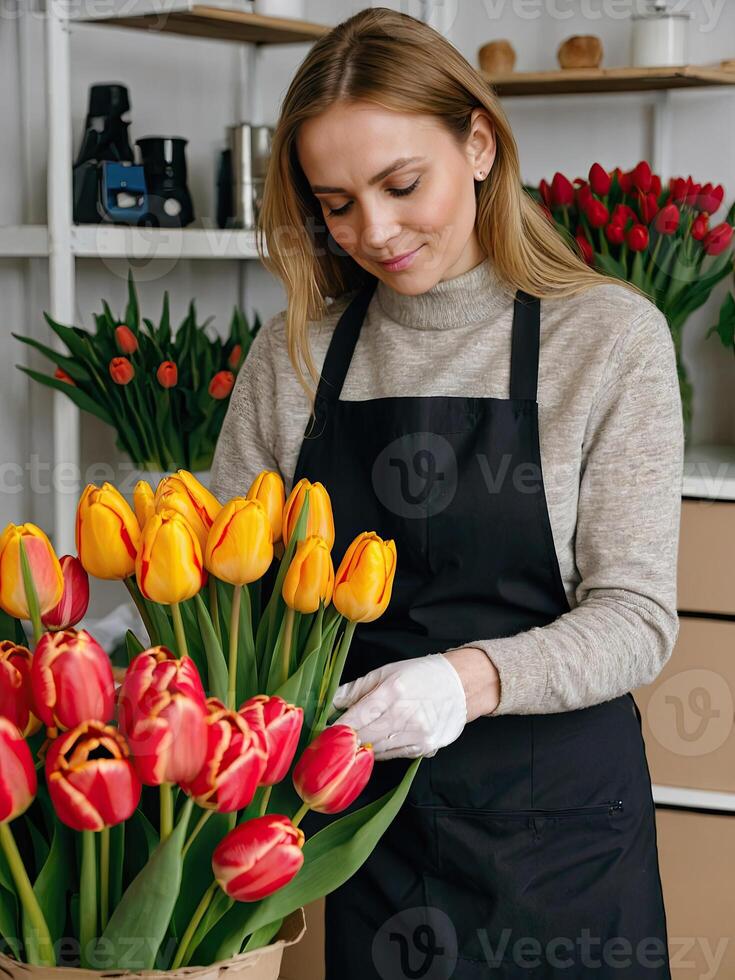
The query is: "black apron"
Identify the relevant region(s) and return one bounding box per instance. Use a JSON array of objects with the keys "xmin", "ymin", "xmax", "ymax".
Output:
[{"xmin": 291, "ymin": 275, "xmax": 671, "ymax": 979}]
